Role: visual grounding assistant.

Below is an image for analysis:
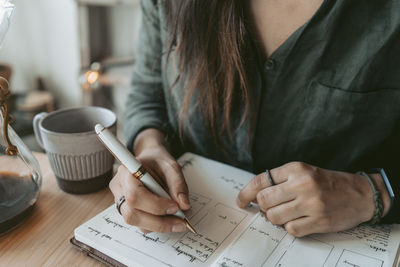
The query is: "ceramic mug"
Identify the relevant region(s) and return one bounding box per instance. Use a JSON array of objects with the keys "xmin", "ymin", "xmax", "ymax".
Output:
[{"xmin": 33, "ymin": 106, "xmax": 116, "ymax": 194}]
